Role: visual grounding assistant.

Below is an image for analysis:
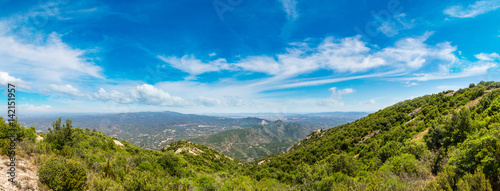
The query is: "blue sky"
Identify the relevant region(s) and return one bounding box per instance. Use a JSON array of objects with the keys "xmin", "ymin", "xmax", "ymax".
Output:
[{"xmin": 0, "ymin": 0, "xmax": 500, "ymax": 114}]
